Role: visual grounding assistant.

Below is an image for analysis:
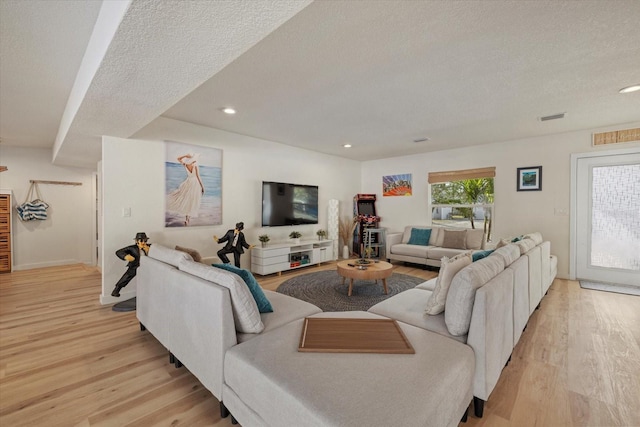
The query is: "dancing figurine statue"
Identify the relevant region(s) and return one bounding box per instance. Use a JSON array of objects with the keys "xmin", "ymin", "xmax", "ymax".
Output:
[
  {"xmin": 214, "ymin": 222, "xmax": 254, "ymax": 268},
  {"xmin": 111, "ymin": 232, "xmax": 150, "ymax": 298}
]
